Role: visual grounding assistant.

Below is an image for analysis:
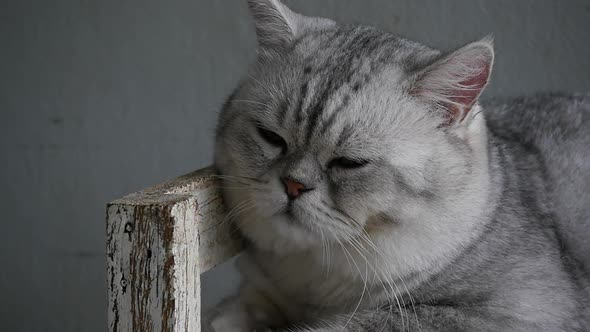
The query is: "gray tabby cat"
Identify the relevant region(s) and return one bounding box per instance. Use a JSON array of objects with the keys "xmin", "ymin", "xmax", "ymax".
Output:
[{"xmin": 210, "ymin": 0, "xmax": 590, "ymax": 331}]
